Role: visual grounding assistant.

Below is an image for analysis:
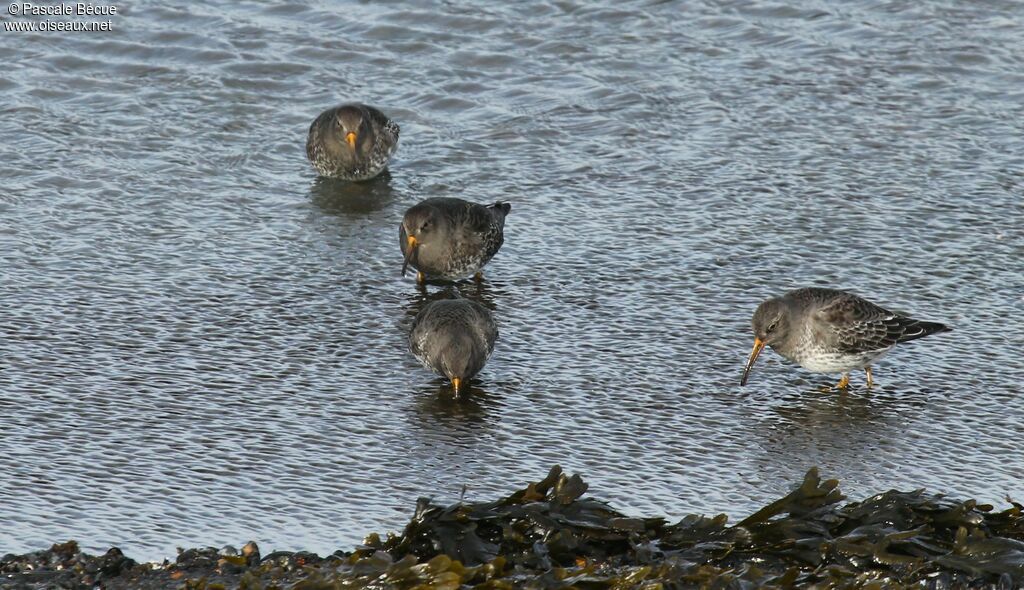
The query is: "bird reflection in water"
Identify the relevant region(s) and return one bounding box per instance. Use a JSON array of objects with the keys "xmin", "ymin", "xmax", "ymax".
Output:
[
  {"xmin": 309, "ymin": 171, "xmax": 394, "ymax": 216},
  {"xmin": 763, "ymin": 385, "xmax": 928, "ymax": 461},
  {"xmin": 412, "ymin": 380, "xmax": 502, "ymax": 434}
]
